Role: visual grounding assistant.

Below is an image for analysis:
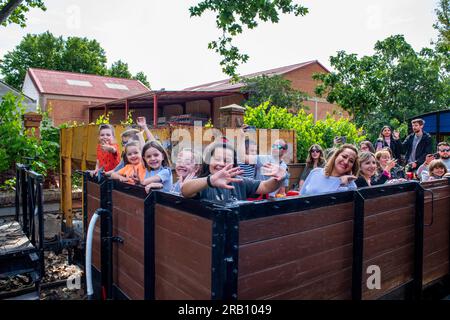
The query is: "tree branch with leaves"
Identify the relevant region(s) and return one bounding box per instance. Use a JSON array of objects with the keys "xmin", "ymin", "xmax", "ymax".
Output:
[
  {"xmin": 0, "ymin": 0, "xmax": 45, "ymax": 27},
  {"xmin": 189, "ymin": 0, "xmax": 308, "ymax": 80}
]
